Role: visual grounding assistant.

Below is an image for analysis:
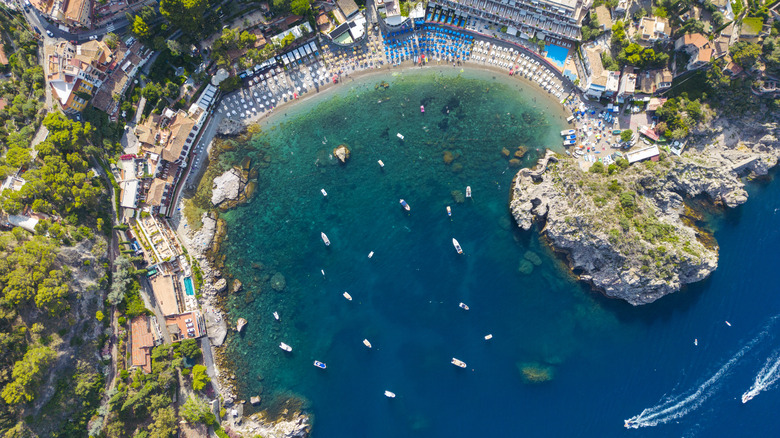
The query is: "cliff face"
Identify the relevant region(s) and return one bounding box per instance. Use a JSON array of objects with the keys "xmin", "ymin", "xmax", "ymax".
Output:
[{"xmin": 510, "ymin": 120, "xmax": 778, "ymax": 305}]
